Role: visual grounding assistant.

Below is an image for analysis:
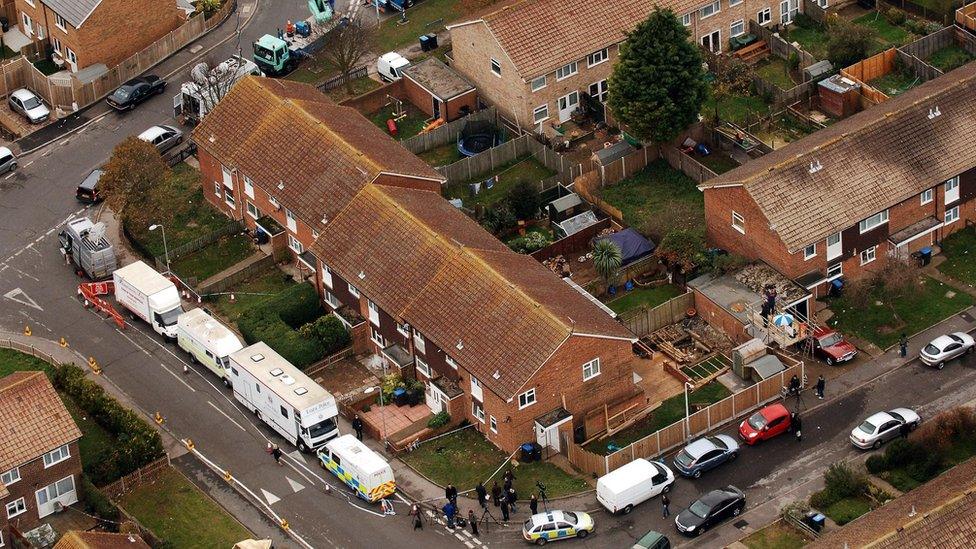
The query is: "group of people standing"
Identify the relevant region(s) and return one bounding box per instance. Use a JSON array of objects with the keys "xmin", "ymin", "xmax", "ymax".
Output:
[{"xmin": 424, "ymin": 468, "xmax": 541, "ymax": 537}]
